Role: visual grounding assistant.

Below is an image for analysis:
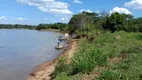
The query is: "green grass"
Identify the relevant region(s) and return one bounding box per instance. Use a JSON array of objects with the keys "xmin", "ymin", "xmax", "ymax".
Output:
[
  {"xmin": 55, "ymin": 72, "xmax": 70, "ymax": 80},
  {"xmin": 95, "ymin": 31, "xmax": 142, "ymax": 80},
  {"xmin": 70, "ymin": 47, "xmax": 107, "ymax": 74},
  {"xmin": 54, "ymin": 31, "xmax": 142, "ymax": 80},
  {"xmin": 96, "ymin": 70, "xmax": 124, "ymax": 80},
  {"xmin": 55, "ymin": 57, "xmax": 69, "ymax": 74}
]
